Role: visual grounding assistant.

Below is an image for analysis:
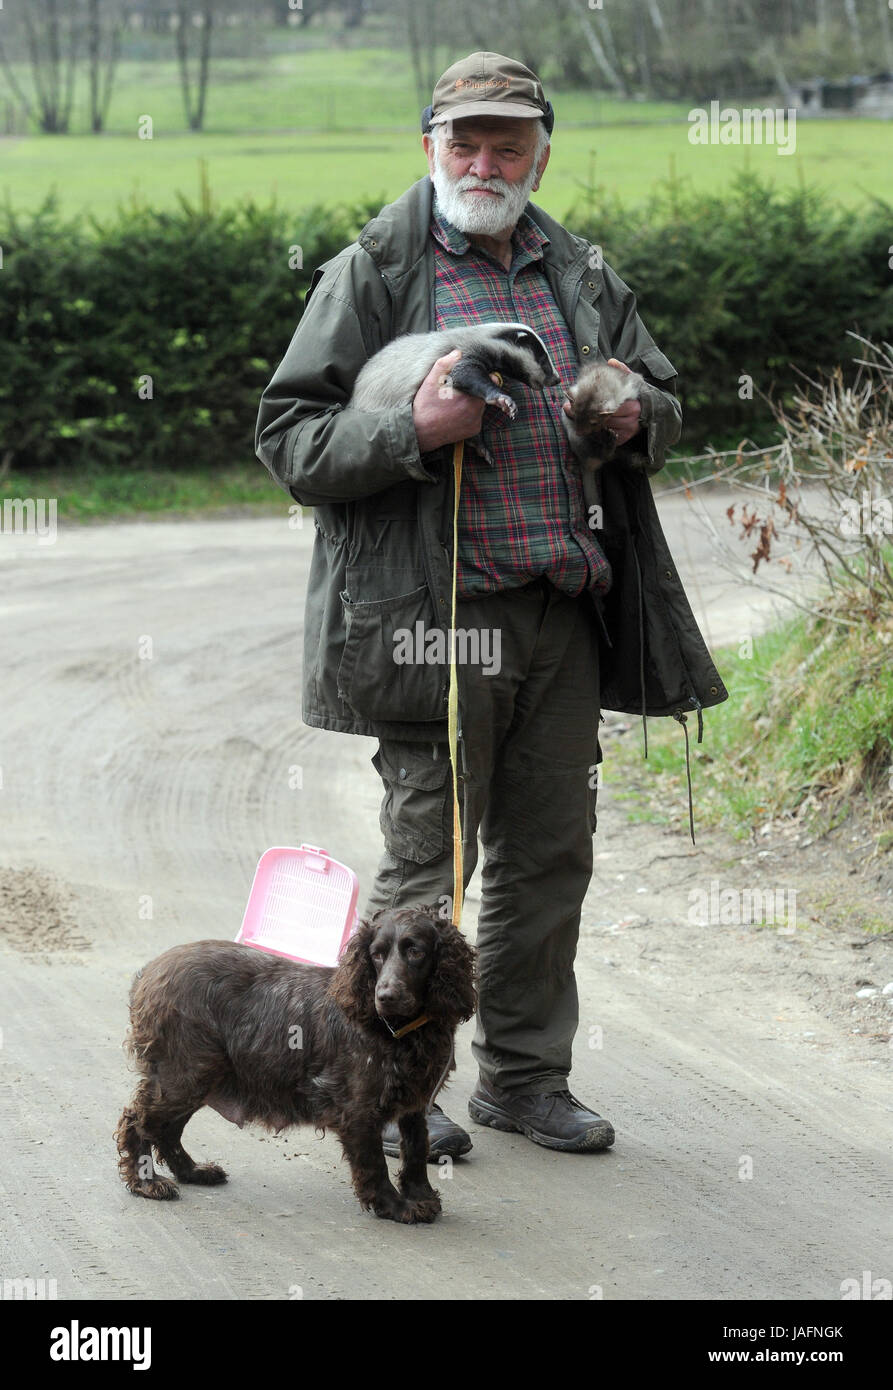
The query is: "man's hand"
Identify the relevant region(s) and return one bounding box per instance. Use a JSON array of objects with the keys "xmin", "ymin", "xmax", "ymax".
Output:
[
  {"xmin": 601, "ymin": 357, "xmax": 642, "ymax": 447},
  {"xmin": 559, "ymin": 355, "xmax": 643, "ymax": 448},
  {"xmin": 411, "ymin": 350, "xmax": 488, "ymax": 454}
]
